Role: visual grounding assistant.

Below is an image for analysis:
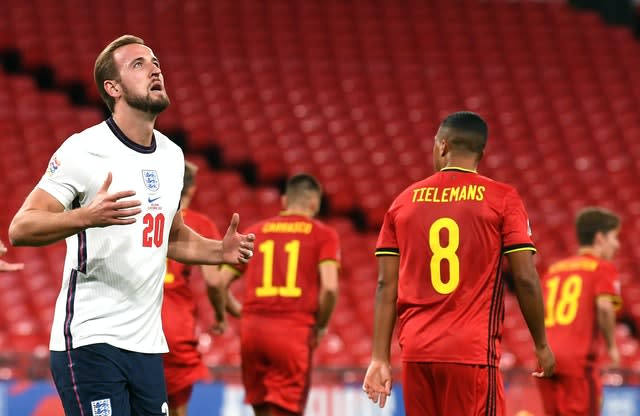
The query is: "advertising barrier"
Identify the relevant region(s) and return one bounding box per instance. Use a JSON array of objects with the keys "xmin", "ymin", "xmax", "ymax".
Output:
[{"xmin": 1, "ymin": 380, "xmax": 639, "ymax": 416}]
